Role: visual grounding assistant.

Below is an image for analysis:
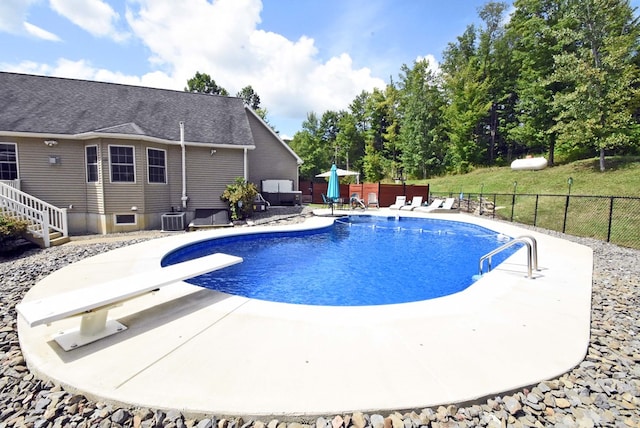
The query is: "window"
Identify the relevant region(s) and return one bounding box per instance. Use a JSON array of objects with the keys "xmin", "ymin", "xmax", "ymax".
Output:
[
  {"xmin": 0, "ymin": 143, "xmax": 18, "ymax": 180},
  {"xmin": 147, "ymin": 148, "xmax": 166, "ymax": 184},
  {"xmin": 86, "ymin": 146, "xmax": 98, "ymax": 182},
  {"xmin": 109, "ymin": 145, "xmax": 135, "ymax": 182},
  {"xmin": 115, "ymin": 214, "xmax": 136, "ymax": 225}
]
